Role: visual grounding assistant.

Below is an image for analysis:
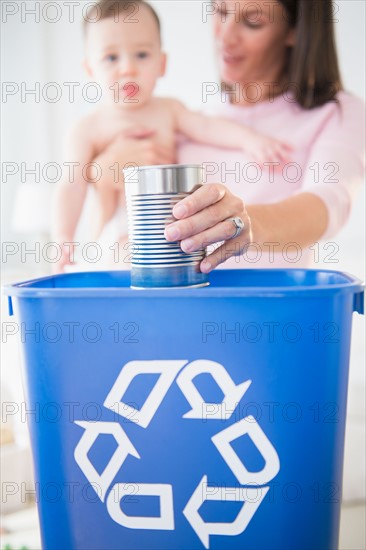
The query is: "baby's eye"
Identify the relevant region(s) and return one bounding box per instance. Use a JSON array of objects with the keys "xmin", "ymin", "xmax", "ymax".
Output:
[
  {"xmin": 105, "ymin": 53, "xmax": 118, "ymax": 62},
  {"xmin": 136, "ymin": 51, "xmax": 149, "ymax": 59}
]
